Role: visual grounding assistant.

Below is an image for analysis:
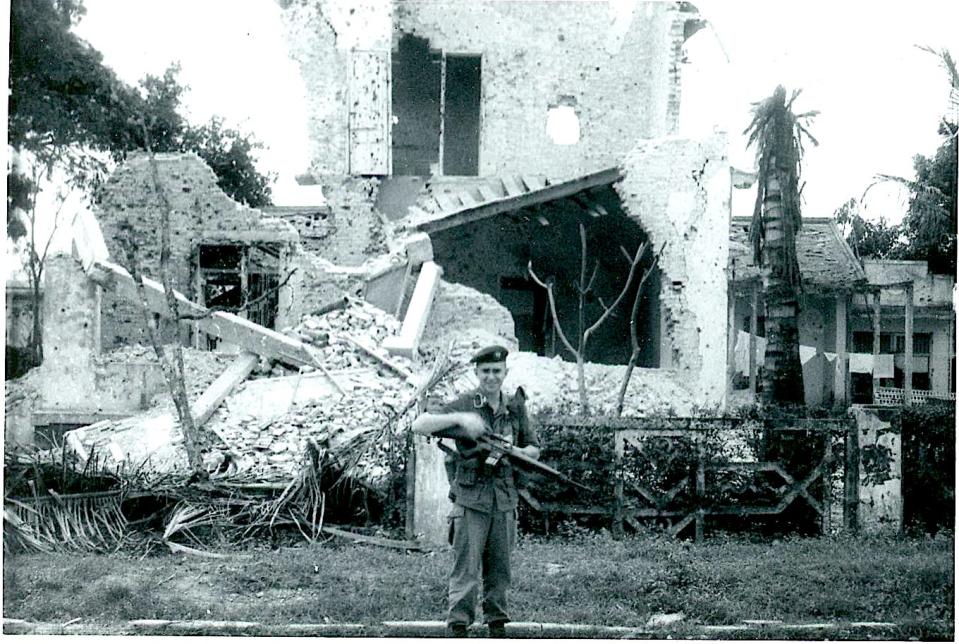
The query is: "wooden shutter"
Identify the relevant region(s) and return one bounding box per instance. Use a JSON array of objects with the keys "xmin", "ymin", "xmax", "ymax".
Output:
[{"xmin": 348, "ymin": 50, "xmax": 391, "ymax": 176}]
